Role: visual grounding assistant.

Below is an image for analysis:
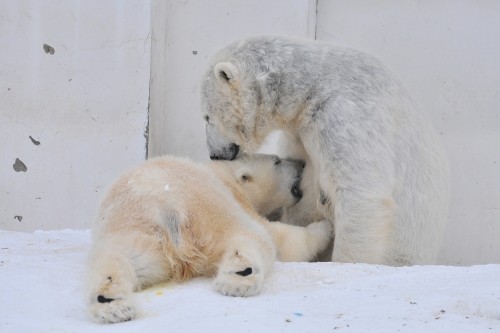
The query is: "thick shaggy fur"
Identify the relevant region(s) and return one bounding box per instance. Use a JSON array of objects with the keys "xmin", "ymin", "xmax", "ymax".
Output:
[
  {"xmin": 87, "ymin": 154, "xmax": 332, "ymax": 323},
  {"xmin": 201, "ymin": 36, "xmax": 449, "ymax": 266}
]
